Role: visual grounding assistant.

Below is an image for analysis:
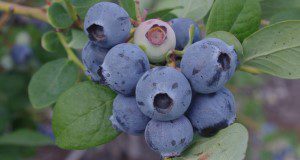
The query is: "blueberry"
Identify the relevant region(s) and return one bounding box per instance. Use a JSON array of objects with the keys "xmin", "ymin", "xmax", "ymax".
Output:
[
  {"xmin": 99, "ymin": 43, "xmax": 150, "ymax": 96},
  {"xmin": 145, "ymin": 116, "xmax": 193, "ymax": 158},
  {"xmin": 110, "ymin": 94, "xmax": 150, "ymax": 135},
  {"xmin": 84, "ymin": 2, "xmax": 131, "ymax": 49},
  {"xmin": 169, "ymin": 18, "xmax": 201, "ymax": 50},
  {"xmin": 136, "ymin": 66, "xmax": 192, "ymax": 121},
  {"xmin": 180, "ymin": 38, "xmax": 238, "ymax": 94},
  {"xmin": 82, "ymin": 41, "xmax": 109, "ymax": 82},
  {"xmin": 10, "ymin": 44, "xmax": 33, "ymax": 65},
  {"xmin": 187, "ymin": 87, "xmax": 236, "ymax": 137},
  {"xmin": 134, "ymin": 19, "xmax": 176, "ymax": 63}
]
